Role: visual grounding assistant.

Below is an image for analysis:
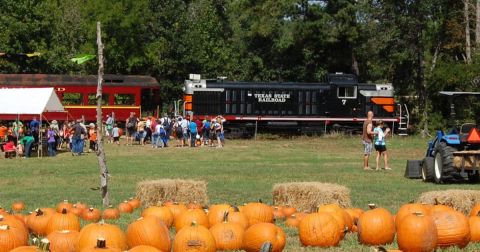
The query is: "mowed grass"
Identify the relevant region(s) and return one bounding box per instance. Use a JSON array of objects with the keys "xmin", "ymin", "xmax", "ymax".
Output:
[{"xmin": 1, "ymin": 135, "xmax": 479, "ymax": 251}]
